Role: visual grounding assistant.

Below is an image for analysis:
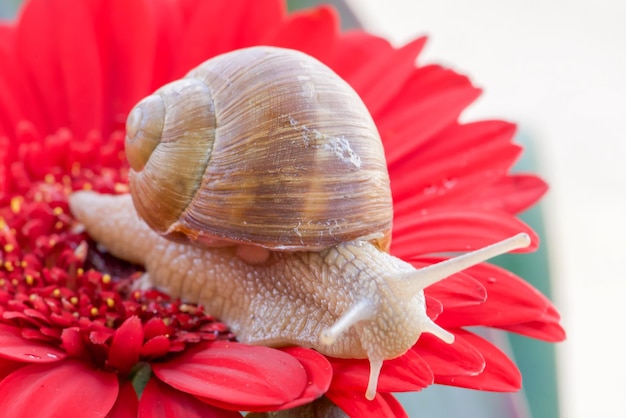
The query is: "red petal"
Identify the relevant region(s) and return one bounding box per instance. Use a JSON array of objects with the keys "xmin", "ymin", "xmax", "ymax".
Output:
[
  {"xmin": 339, "ymin": 36, "xmax": 427, "ymax": 117},
  {"xmin": 0, "ymin": 323, "xmax": 66, "ymax": 363},
  {"xmin": 498, "ymin": 319, "xmax": 566, "ymax": 342},
  {"xmin": 0, "ymin": 360, "xmax": 118, "ymax": 417},
  {"xmin": 141, "ymin": 335, "xmax": 171, "ymax": 359},
  {"xmin": 273, "ymin": 347, "xmax": 332, "ymax": 410},
  {"xmin": 139, "ymin": 378, "xmax": 240, "ymax": 418},
  {"xmin": 108, "ymin": 381, "xmax": 138, "ymax": 418},
  {"xmin": 391, "ymin": 209, "xmax": 539, "ymax": 259},
  {"xmin": 329, "ymin": 31, "xmax": 392, "ymax": 81},
  {"xmin": 107, "ymin": 316, "xmax": 143, "ymax": 373},
  {"xmin": 60, "ymin": 327, "xmax": 87, "ymax": 358},
  {"xmin": 413, "ymin": 331, "xmax": 485, "ymax": 378},
  {"xmin": 143, "ymin": 317, "xmax": 172, "ymax": 340},
  {"xmin": 0, "ymin": 358, "xmax": 22, "ymax": 380},
  {"xmin": 436, "ymin": 262, "xmax": 557, "ymax": 330},
  {"xmin": 421, "ymin": 269, "xmax": 487, "ymax": 309},
  {"xmin": 327, "ymin": 391, "xmax": 408, "ymax": 418},
  {"xmin": 328, "ymin": 348, "xmax": 433, "ymax": 393},
  {"xmin": 174, "ymin": 0, "xmax": 285, "ymax": 77},
  {"xmin": 152, "ymin": 341, "xmax": 308, "ymax": 409},
  {"xmin": 0, "ymin": 25, "xmax": 45, "ymax": 136},
  {"xmin": 379, "ymin": 66, "xmax": 482, "ymax": 168},
  {"xmin": 93, "ymin": 0, "xmax": 158, "ymax": 131},
  {"xmin": 263, "ymin": 6, "xmax": 339, "ymax": 63},
  {"xmin": 466, "ymin": 174, "xmax": 548, "ymax": 214},
  {"xmin": 391, "ymin": 142, "xmax": 522, "ymax": 216},
  {"xmin": 16, "ymin": 0, "xmax": 103, "ymax": 137},
  {"xmin": 434, "ymin": 331, "xmax": 521, "ymax": 391}
]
